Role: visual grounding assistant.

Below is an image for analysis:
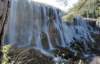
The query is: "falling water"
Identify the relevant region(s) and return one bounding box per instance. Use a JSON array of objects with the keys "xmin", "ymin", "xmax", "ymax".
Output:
[
  {"xmin": 3, "ymin": 0, "xmax": 96, "ymax": 50},
  {"xmin": 2, "ymin": 0, "xmax": 100, "ymax": 64}
]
